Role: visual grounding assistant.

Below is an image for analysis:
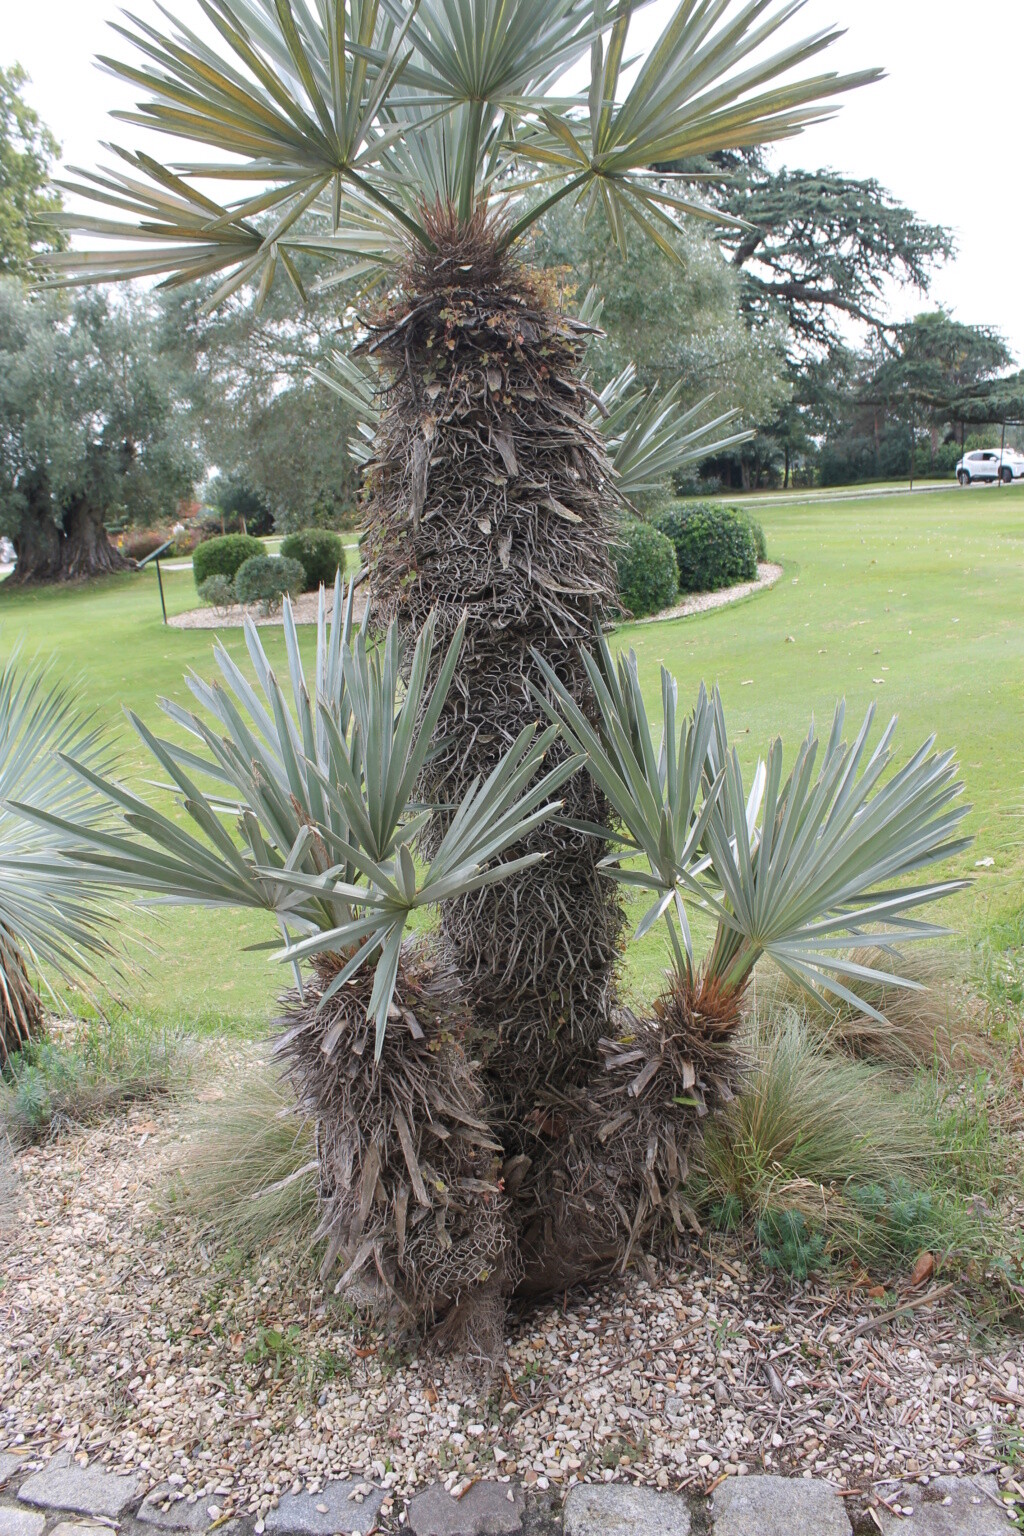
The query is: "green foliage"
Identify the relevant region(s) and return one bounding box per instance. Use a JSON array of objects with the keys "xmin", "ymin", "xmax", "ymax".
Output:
[
  {"xmin": 615, "ymin": 520, "xmax": 678, "ymax": 619},
  {"xmin": 0, "ymin": 1018, "xmax": 190, "ymax": 1145},
  {"xmin": 212, "ymin": 473, "xmax": 274, "ymax": 537},
  {"xmin": 50, "ymin": 578, "xmax": 577, "ymax": 1056},
  {"xmin": 0, "ymin": 64, "xmax": 66, "ymax": 277},
  {"xmin": 47, "ymin": 0, "xmax": 875, "ymax": 301},
  {"xmin": 233, "ymin": 554, "xmax": 304, "ymax": 612},
  {"xmin": 538, "ymin": 626, "xmax": 968, "ymax": 1006},
  {"xmin": 279, "ymin": 529, "xmax": 346, "ymax": 591},
  {"xmin": 192, "ymin": 532, "xmax": 263, "ymax": 589},
  {"xmin": 755, "ymin": 1209, "xmax": 826, "ymax": 1279},
  {"xmin": 197, "ymin": 573, "xmax": 236, "ymax": 610},
  {"xmin": 705, "ymin": 155, "xmax": 954, "ymax": 364},
  {"xmin": 654, "ymin": 502, "xmax": 758, "ymax": 594},
  {"xmin": 534, "ymin": 197, "xmax": 790, "ymax": 430},
  {"xmin": 742, "ymin": 514, "xmax": 767, "ymax": 564},
  {"xmin": 698, "ymin": 1012, "xmax": 929, "ymax": 1219}
]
